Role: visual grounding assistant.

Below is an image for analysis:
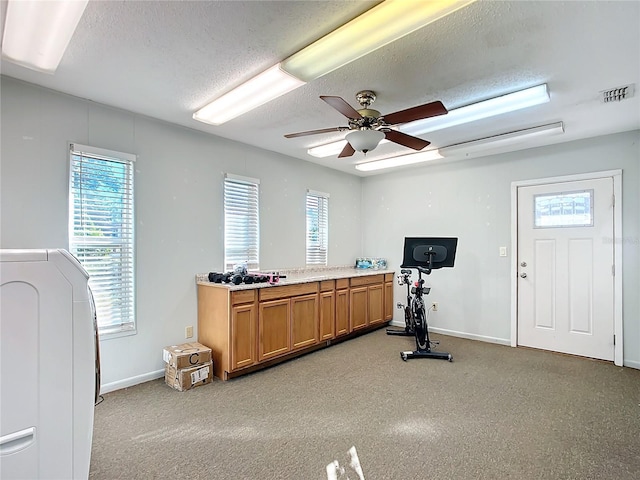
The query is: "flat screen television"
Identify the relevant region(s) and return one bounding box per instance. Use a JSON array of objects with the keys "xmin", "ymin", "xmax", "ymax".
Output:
[{"xmin": 400, "ymin": 237, "xmax": 458, "ymax": 271}]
